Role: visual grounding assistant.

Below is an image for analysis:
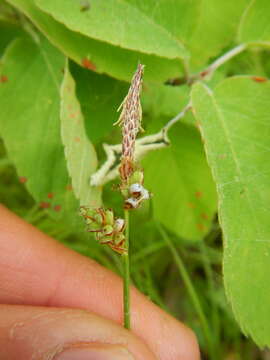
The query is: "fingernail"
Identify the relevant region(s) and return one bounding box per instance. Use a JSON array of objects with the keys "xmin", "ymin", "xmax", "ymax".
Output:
[{"xmin": 57, "ymin": 344, "xmax": 135, "ymax": 360}]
